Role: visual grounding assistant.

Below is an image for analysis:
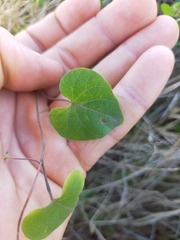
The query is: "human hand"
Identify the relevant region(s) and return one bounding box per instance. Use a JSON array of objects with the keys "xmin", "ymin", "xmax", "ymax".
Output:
[{"xmin": 0, "ymin": 0, "xmax": 179, "ymax": 239}]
